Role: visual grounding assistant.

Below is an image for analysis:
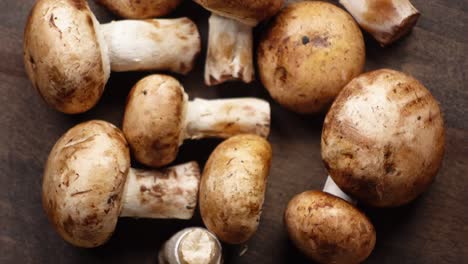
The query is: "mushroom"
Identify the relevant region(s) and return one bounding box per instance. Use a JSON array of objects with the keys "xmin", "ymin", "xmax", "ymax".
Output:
[
  {"xmin": 96, "ymin": 0, "xmax": 182, "ymax": 19},
  {"xmin": 258, "ymin": 1, "xmax": 365, "ymax": 114},
  {"xmin": 284, "ymin": 189, "xmax": 376, "ymax": 264},
  {"xmin": 339, "ymin": 0, "xmax": 420, "ymax": 46},
  {"xmin": 123, "ymin": 74, "xmax": 271, "ymax": 168},
  {"xmin": 24, "ymin": 0, "xmax": 200, "ymax": 114},
  {"xmin": 199, "ymin": 134, "xmax": 272, "ymax": 244},
  {"xmin": 159, "ymin": 227, "xmax": 222, "ymax": 264},
  {"xmin": 42, "ymin": 120, "xmax": 200, "ymax": 248},
  {"xmin": 322, "ymin": 69, "xmax": 445, "ymax": 207},
  {"xmin": 193, "ymin": 0, "xmax": 284, "ymax": 85}
]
